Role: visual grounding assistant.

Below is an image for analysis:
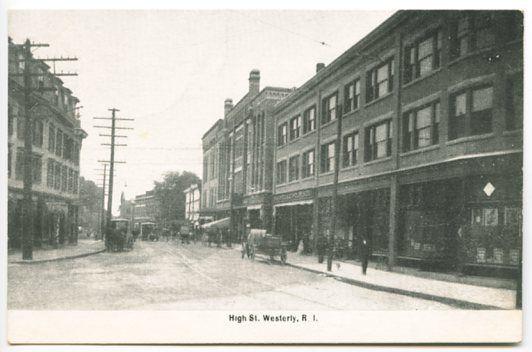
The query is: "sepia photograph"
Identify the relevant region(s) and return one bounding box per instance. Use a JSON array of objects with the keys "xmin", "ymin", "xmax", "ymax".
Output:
[{"xmin": 1, "ymin": 0, "xmax": 526, "ymax": 347}]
